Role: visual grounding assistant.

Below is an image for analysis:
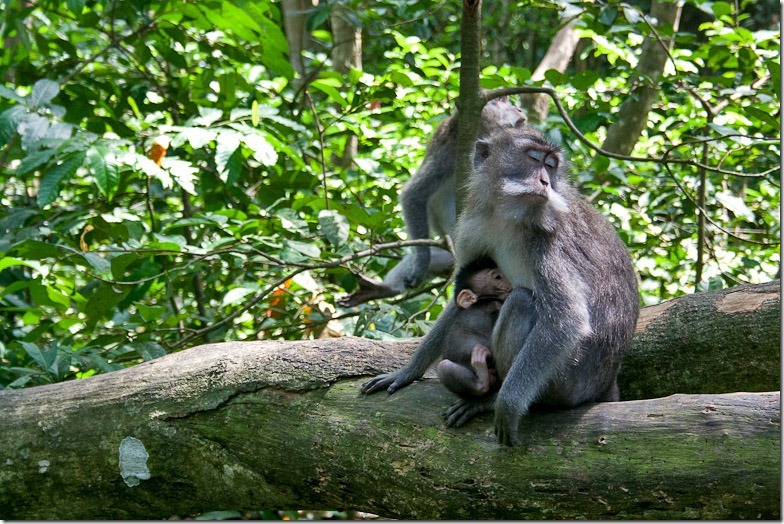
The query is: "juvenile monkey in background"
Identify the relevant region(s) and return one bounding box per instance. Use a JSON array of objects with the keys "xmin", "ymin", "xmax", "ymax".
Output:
[
  {"xmin": 338, "ymin": 97, "xmax": 526, "ymax": 307},
  {"xmin": 363, "ymin": 125, "xmax": 640, "ymax": 447},
  {"xmin": 437, "ymin": 260, "xmax": 525, "ymax": 398}
]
